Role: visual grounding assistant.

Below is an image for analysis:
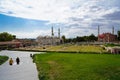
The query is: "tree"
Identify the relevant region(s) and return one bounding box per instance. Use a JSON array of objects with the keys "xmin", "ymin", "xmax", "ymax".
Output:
[
  {"xmin": 0, "ymin": 32, "xmax": 15, "ymax": 41},
  {"xmin": 88, "ymin": 34, "xmax": 97, "ymax": 41},
  {"xmin": 12, "ymin": 35, "xmax": 16, "ymax": 39},
  {"xmin": 83, "ymin": 36, "xmax": 89, "ymax": 41},
  {"xmin": 65, "ymin": 38, "xmax": 72, "ymax": 43},
  {"xmin": 76, "ymin": 36, "xmax": 84, "ymax": 42},
  {"xmin": 118, "ymin": 31, "xmax": 120, "ymax": 40},
  {"xmin": 61, "ymin": 35, "xmax": 66, "ymax": 43}
]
